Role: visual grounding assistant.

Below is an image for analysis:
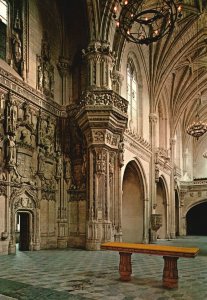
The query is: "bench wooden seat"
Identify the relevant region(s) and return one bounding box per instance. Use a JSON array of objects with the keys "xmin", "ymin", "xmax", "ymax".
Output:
[{"xmin": 101, "ymin": 242, "xmax": 199, "ymax": 289}]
